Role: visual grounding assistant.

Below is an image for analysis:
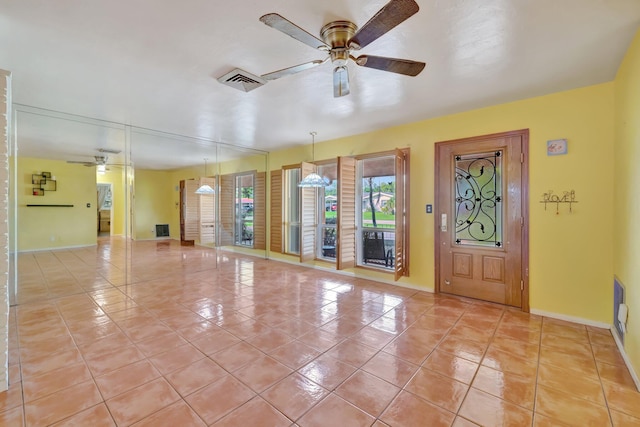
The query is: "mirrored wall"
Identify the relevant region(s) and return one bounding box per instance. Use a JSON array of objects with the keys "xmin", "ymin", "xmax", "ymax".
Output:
[{"xmin": 9, "ymin": 105, "xmax": 268, "ymax": 306}]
